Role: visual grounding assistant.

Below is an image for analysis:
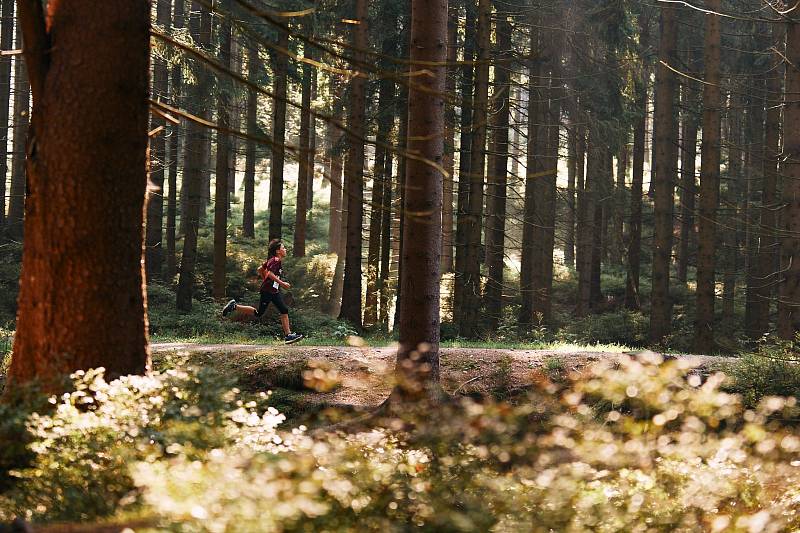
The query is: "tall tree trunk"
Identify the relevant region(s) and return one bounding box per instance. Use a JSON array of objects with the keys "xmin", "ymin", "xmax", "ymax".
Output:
[
  {"xmin": 166, "ymin": 0, "xmax": 185, "ymax": 281},
  {"xmin": 677, "ymin": 82, "xmax": 698, "ymax": 284},
  {"xmin": 339, "ymin": 0, "xmax": 368, "ymax": 329},
  {"xmin": 242, "ymin": 42, "xmax": 259, "ymax": 238},
  {"xmin": 9, "ymin": 0, "xmax": 150, "ymax": 391},
  {"xmin": 392, "ymin": 61, "xmax": 410, "ymax": 334},
  {"xmin": 484, "ymin": 9, "xmax": 511, "ymax": 331},
  {"xmin": 452, "ymin": 1, "xmax": 476, "ymax": 324},
  {"xmin": 565, "ymin": 120, "xmax": 577, "ymax": 269},
  {"xmin": 364, "ymin": 96, "xmax": 394, "ymax": 328},
  {"xmin": 7, "ymin": 19, "xmax": 28, "ymax": 239},
  {"xmin": 459, "ymin": 0, "xmax": 490, "ymax": 337},
  {"xmin": 213, "ymin": 0, "xmax": 232, "ymax": 299},
  {"xmin": 589, "ymin": 144, "xmax": 607, "ymax": 307},
  {"xmin": 294, "ymin": 19, "xmax": 315, "ymax": 257},
  {"xmin": 722, "ymin": 97, "xmax": 741, "ymax": 328},
  {"xmin": 577, "ymin": 127, "xmax": 597, "ymax": 317},
  {"xmin": 744, "ymin": 82, "xmax": 766, "ymax": 337},
  {"xmin": 145, "ymin": 0, "xmax": 171, "ymax": 283},
  {"xmin": 540, "ymin": 55, "xmax": 562, "ymax": 322},
  {"xmin": 649, "ymin": 4, "xmax": 679, "ymax": 343},
  {"xmin": 0, "ymin": 0, "xmax": 13, "ymax": 226},
  {"xmin": 326, "ymin": 103, "xmax": 344, "ymax": 254},
  {"xmin": 694, "ymin": 0, "xmax": 722, "ymax": 353},
  {"xmin": 393, "ymin": 0, "xmax": 446, "ymax": 401},
  {"xmin": 441, "ymin": 4, "xmax": 457, "ymax": 274},
  {"xmin": 612, "ymin": 141, "xmax": 628, "ymax": 266},
  {"xmin": 268, "ymin": 28, "xmax": 289, "ymax": 240},
  {"xmin": 754, "ymin": 25, "xmax": 783, "ymax": 338},
  {"xmin": 520, "ymin": 23, "xmax": 541, "ymax": 330},
  {"xmin": 176, "ymin": 1, "xmax": 212, "ymax": 312},
  {"xmin": 380, "ymin": 147, "xmax": 394, "ymax": 329},
  {"xmin": 626, "ymin": 13, "xmax": 649, "ymax": 310}
]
